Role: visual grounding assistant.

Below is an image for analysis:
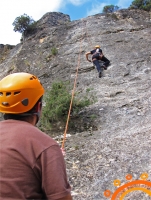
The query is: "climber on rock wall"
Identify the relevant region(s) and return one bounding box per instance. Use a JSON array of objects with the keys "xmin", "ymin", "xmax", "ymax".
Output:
[{"xmin": 86, "ymin": 45, "xmax": 110, "ymax": 78}]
